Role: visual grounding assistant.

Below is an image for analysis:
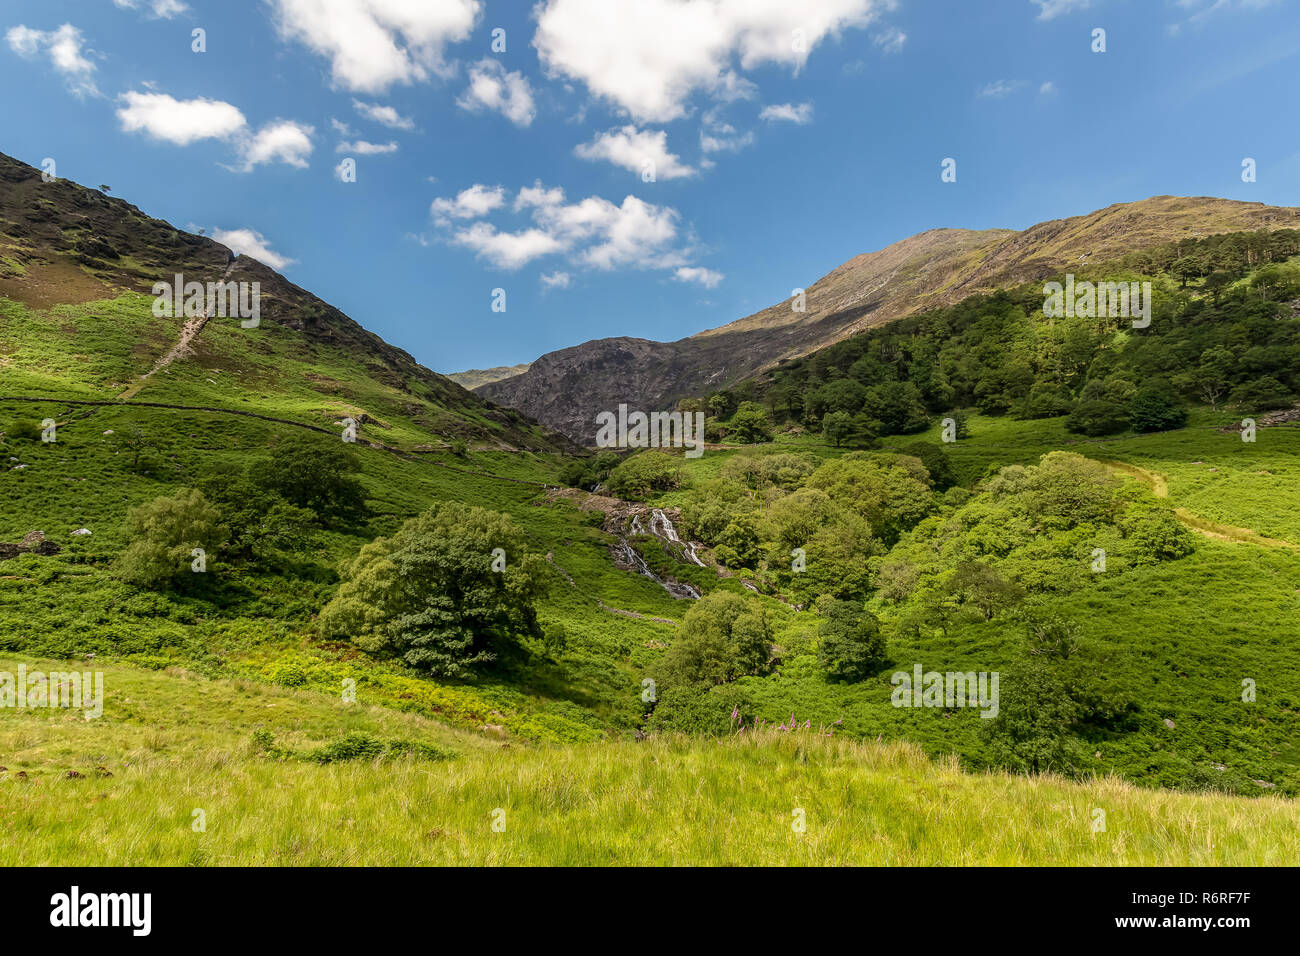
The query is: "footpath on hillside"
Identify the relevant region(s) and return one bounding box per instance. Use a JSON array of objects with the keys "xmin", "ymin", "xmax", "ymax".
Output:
[{"xmin": 1096, "ymin": 458, "xmax": 1299, "ymax": 549}]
